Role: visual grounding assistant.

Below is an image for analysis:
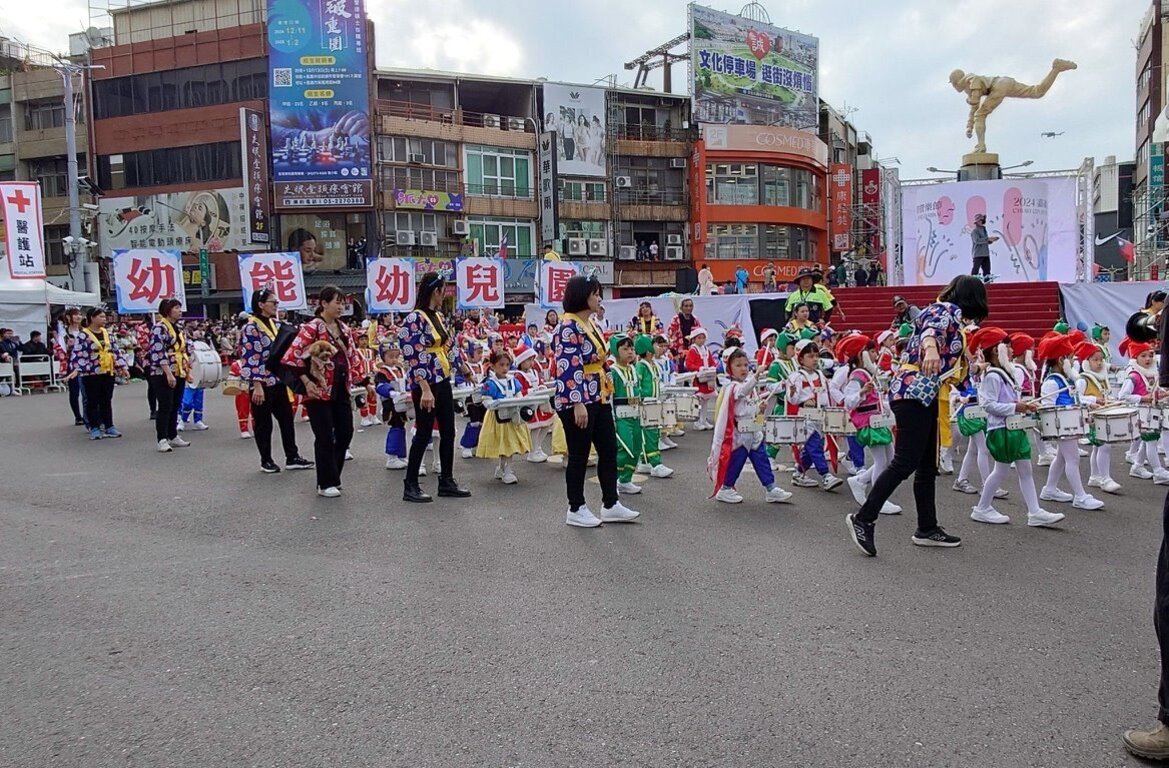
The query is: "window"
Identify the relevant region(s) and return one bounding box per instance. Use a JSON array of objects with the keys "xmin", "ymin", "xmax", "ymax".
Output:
[
  {"xmin": 707, "ymin": 163, "xmax": 758, "ymax": 205},
  {"xmin": 561, "ymin": 220, "xmax": 606, "ymax": 239},
  {"xmin": 23, "ymin": 99, "xmax": 65, "ymax": 131},
  {"xmin": 1139, "ymin": 100, "xmax": 1152, "ymax": 129},
  {"xmin": 559, "ymin": 179, "xmax": 606, "ymax": 201},
  {"xmin": 465, "ymin": 145, "xmax": 531, "ymax": 198},
  {"xmin": 377, "ymin": 136, "xmax": 458, "ymax": 167},
  {"xmin": 385, "ymin": 212, "xmax": 438, "ymax": 233},
  {"xmin": 705, "ymin": 163, "xmax": 821, "ymax": 211},
  {"xmin": 707, "ymin": 223, "xmax": 758, "ymax": 259},
  {"xmin": 0, "ymin": 107, "xmax": 11, "ymax": 143},
  {"xmin": 379, "ymin": 165, "xmax": 460, "ymax": 193},
  {"xmin": 32, "ymin": 157, "xmax": 72, "ymax": 197},
  {"xmin": 45, "ymin": 225, "xmax": 69, "ymax": 266},
  {"xmin": 615, "ymin": 156, "xmax": 685, "ymax": 204},
  {"xmin": 92, "ymin": 59, "xmax": 268, "ymax": 119},
  {"xmin": 468, "ymin": 217, "xmax": 535, "ymax": 257},
  {"xmin": 705, "ymin": 223, "xmax": 817, "ymax": 261},
  {"xmin": 97, "ymin": 141, "xmax": 241, "ymax": 189}
]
